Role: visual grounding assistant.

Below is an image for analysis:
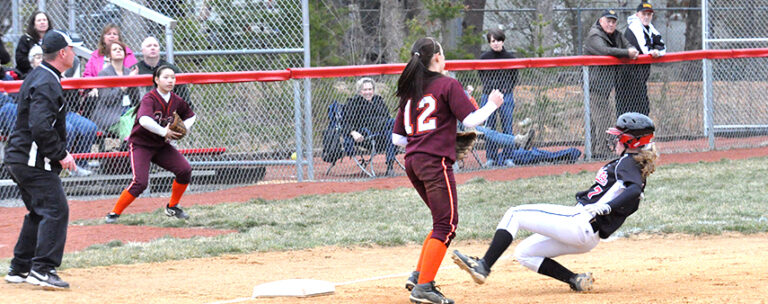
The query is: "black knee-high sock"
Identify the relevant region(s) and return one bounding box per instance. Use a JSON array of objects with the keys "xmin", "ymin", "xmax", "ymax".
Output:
[
  {"xmin": 482, "ymin": 229, "xmax": 513, "ymax": 268},
  {"xmin": 537, "ymin": 257, "xmax": 575, "ymax": 283}
]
